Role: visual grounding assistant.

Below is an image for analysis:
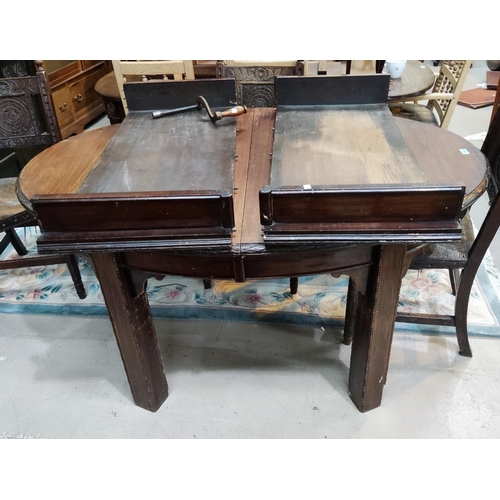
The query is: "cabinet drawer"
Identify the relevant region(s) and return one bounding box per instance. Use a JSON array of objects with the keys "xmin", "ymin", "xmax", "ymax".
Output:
[
  {"xmin": 52, "ymin": 87, "xmax": 75, "ymax": 130},
  {"xmin": 69, "ymin": 66, "xmax": 106, "ymax": 118}
]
